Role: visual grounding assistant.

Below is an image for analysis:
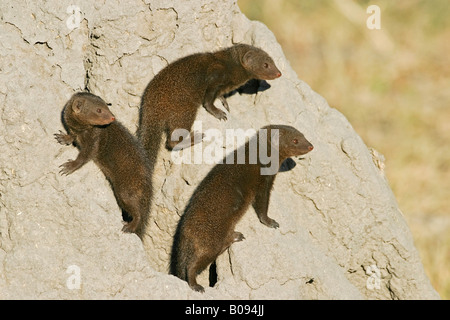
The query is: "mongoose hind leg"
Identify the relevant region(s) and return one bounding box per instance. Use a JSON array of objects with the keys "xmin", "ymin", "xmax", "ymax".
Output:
[
  {"xmin": 219, "ymin": 231, "xmax": 245, "ymax": 255},
  {"xmin": 121, "ymin": 213, "xmax": 141, "ymax": 234},
  {"xmin": 186, "ymin": 231, "xmax": 245, "ymax": 292},
  {"xmin": 186, "ymin": 255, "xmax": 212, "ymax": 293},
  {"xmin": 232, "ymin": 231, "xmax": 245, "ymax": 242},
  {"xmin": 165, "ymin": 110, "xmax": 204, "ymax": 150},
  {"xmin": 167, "ymin": 130, "xmax": 204, "ymax": 151}
]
